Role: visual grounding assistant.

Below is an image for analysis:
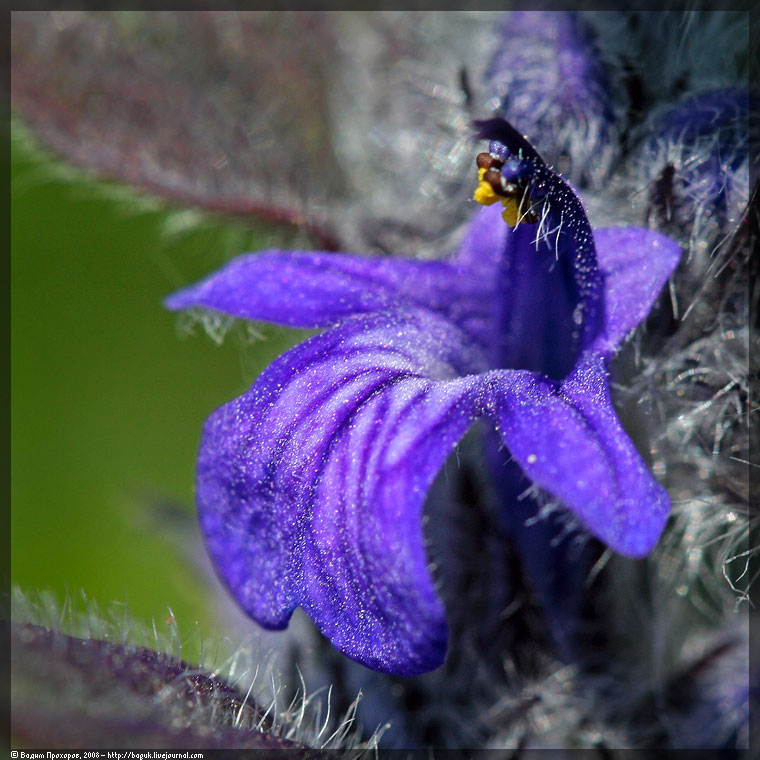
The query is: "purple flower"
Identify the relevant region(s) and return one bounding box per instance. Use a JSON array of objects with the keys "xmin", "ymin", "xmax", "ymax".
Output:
[
  {"xmin": 166, "ymin": 118, "xmax": 681, "ymax": 676},
  {"xmin": 486, "ymin": 11, "xmax": 615, "ymax": 187},
  {"xmin": 643, "ymin": 88, "xmax": 753, "ymax": 237}
]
